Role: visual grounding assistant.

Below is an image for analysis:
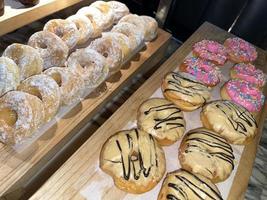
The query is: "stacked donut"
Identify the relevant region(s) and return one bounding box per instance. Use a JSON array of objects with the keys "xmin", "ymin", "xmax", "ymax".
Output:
[{"xmin": 0, "ymin": 1, "xmax": 159, "ymax": 145}]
